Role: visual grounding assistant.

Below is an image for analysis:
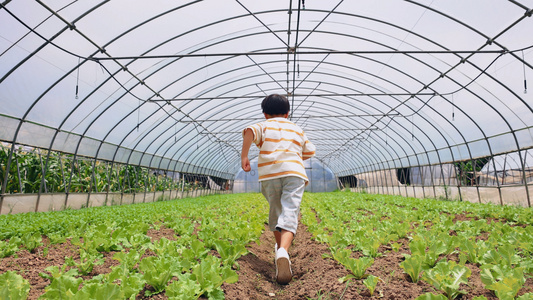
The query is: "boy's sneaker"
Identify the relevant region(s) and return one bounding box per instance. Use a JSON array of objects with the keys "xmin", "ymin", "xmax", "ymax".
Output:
[{"xmin": 275, "ymin": 247, "xmax": 292, "ymax": 284}]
